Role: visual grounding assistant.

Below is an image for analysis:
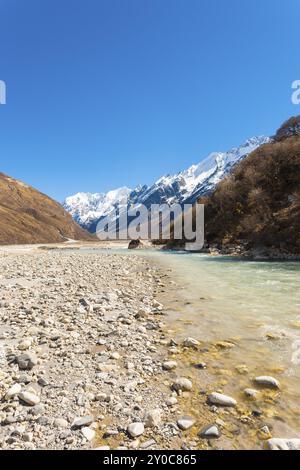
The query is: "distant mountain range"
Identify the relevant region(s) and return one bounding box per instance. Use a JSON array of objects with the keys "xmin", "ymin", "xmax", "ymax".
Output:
[{"xmin": 63, "ymin": 135, "xmax": 270, "ymax": 232}]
